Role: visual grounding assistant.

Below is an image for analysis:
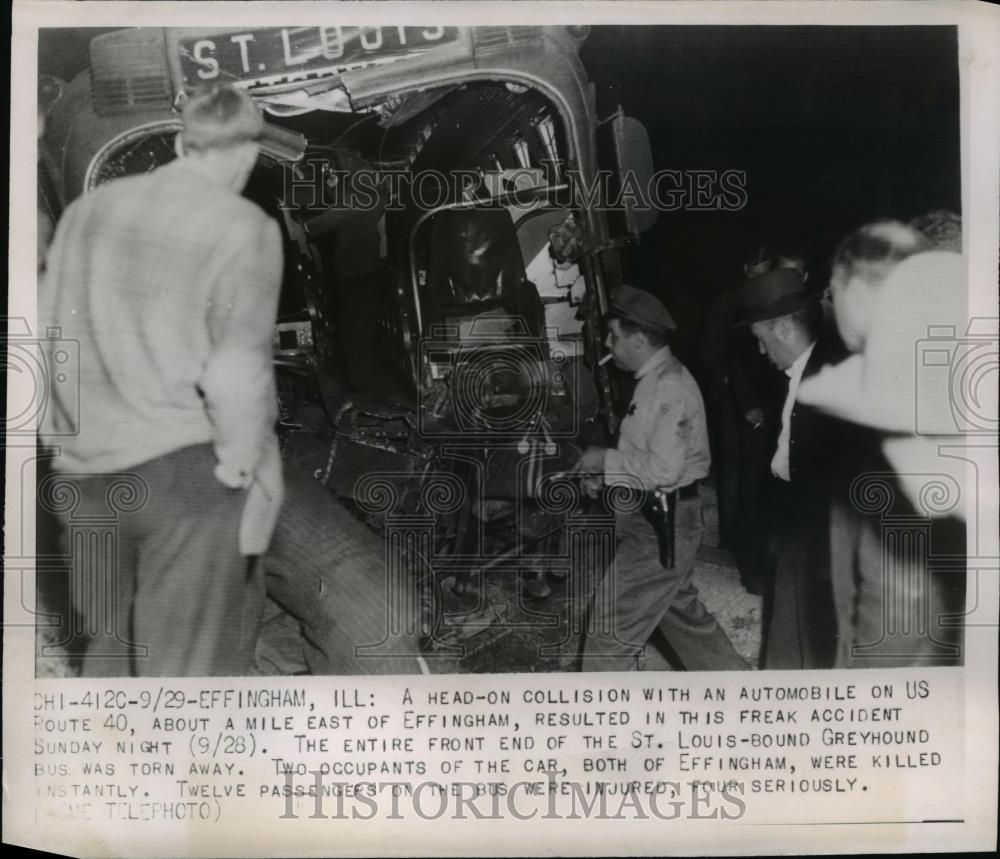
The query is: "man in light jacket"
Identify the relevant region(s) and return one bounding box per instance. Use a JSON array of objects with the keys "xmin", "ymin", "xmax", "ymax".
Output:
[{"xmin": 40, "ymin": 86, "xmax": 284, "ymax": 676}]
